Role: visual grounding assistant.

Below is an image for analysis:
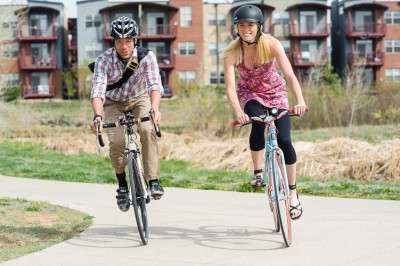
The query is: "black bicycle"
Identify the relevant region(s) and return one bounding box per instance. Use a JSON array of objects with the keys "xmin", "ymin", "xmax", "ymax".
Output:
[{"xmin": 94, "ymin": 110, "xmax": 161, "ymax": 245}]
